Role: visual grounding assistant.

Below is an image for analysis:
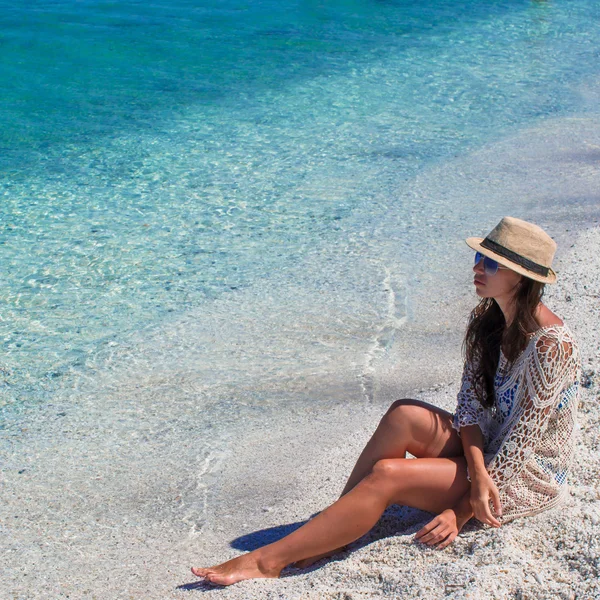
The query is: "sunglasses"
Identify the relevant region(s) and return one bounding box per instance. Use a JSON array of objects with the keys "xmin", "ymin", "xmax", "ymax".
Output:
[{"xmin": 474, "ymin": 251, "xmax": 508, "ymax": 275}]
